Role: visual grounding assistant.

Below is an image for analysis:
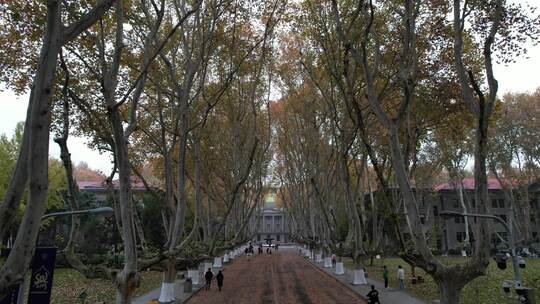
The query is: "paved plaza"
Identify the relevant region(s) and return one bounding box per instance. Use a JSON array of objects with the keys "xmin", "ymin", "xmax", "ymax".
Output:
[{"xmin": 186, "ymin": 248, "xmax": 366, "ymax": 304}]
